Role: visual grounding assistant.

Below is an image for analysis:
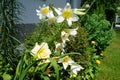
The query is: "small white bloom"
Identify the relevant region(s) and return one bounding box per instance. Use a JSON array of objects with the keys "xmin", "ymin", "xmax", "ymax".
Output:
[
  {"xmin": 55, "ymin": 43, "xmax": 63, "ymax": 52},
  {"xmin": 36, "ymin": 4, "xmax": 50, "ymax": 20},
  {"xmin": 55, "ymin": 42, "xmax": 66, "ymax": 54},
  {"xmin": 31, "ymin": 42, "xmax": 51, "ymax": 59},
  {"xmin": 73, "ymin": 8, "xmax": 86, "ymax": 15},
  {"xmin": 58, "ymin": 56, "xmax": 74, "ymax": 70},
  {"xmin": 85, "ymin": 4, "xmax": 90, "ymax": 8},
  {"xmin": 48, "ymin": 10, "xmax": 56, "ymax": 23},
  {"xmin": 61, "ymin": 31, "xmax": 69, "ymax": 43},
  {"xmin": 71, "ymin": 64, "xmax": 84, "ymax": 75},
  {"xmin": 57, "ymin": 3, "xmax": 79, "ymax": 26},
  {"xmin": 67, "ymin": 27, "xmax": 79, "ymax": 36}
]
